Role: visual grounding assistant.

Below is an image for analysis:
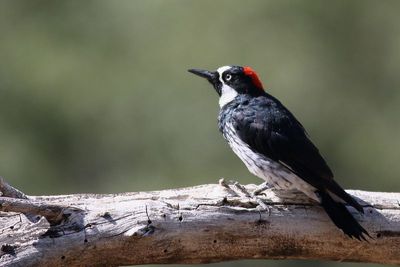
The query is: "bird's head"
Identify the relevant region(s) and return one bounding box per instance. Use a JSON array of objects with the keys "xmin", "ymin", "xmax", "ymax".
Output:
[{"xmin": 188, "ymin": 65, "xmax": 265, "ymax": 107}]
